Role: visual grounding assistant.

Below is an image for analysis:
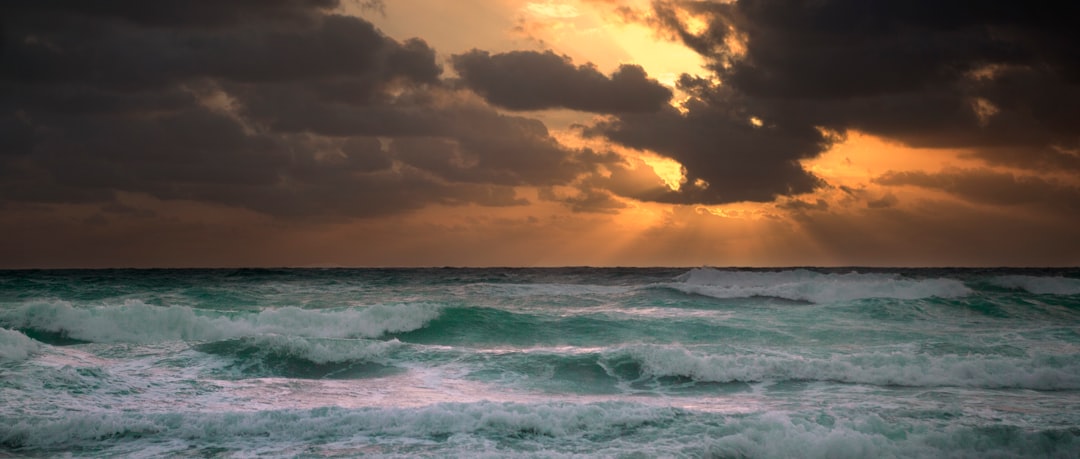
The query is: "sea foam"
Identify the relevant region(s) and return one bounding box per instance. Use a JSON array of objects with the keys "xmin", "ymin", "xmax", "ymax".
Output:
[
  {"xmin": 0, "ymin": 402, "xmax": 674, "ymax": 451},
  {"xmin": 669, "ymin": 268, "xmax": 971, "ymax": 303},
  {"xmin": 0, "ymin": 327, "xmax": 41, "ymax": 362},
  {"xmin": 0, "ymin": 300, "xmax": 441, "ymax": 343},
  {"xmin": 2, "ymin": 403, "xmax": 1076, "ymax": 458}
]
